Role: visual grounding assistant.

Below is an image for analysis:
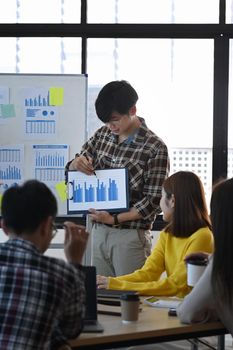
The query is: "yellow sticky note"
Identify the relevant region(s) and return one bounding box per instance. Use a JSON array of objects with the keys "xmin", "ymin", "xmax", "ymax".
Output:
[
  {"xmin": 49, "ymin": 87, "xmax": 64, "ymax": 106},
  {"xmin": 55, "ymin": 181, "xmax": 67, "ymax": 202}
]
